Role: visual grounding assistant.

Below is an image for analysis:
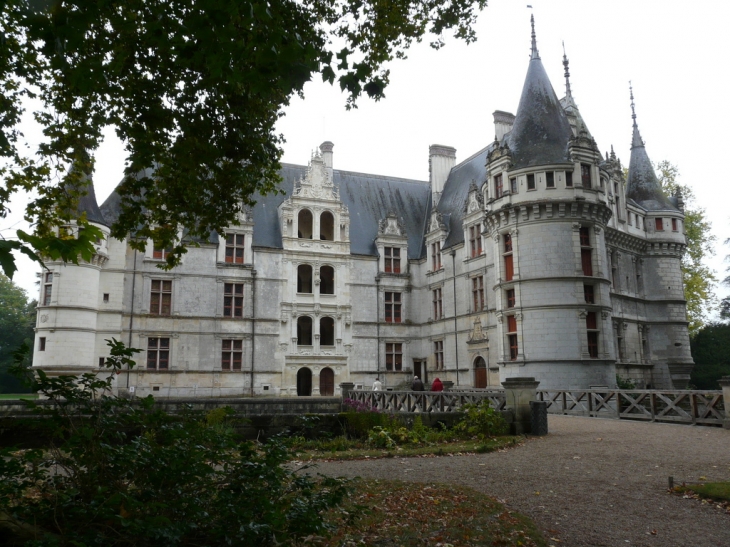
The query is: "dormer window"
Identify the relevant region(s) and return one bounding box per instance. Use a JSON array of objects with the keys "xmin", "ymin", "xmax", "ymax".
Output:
[
  {"xmin": 581, "ymin": 164, "xmax": 592, "ymax": 188},
  {"xmin": 225, "ymin": 234, "xmax": 244, "ymax": 264},
  {"xmin": 431, "ymin": 241, "xmax": 442, "ymax": 271},
  {"xmin": 384, "ymin": 247, "xmax": 401, "ymax": 273},
  {"xmin": 153, "ymin": 246, "xmax": 171, "ymax": 260},
  {"xmin": 469, "ymin": 224, "xmax": 483, "ymax": 258},
  {"xmin": 494, "ymin": 174, "xmax": 503, "ymax": 198}
]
